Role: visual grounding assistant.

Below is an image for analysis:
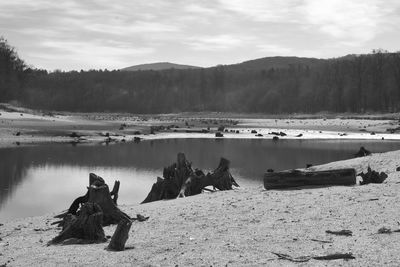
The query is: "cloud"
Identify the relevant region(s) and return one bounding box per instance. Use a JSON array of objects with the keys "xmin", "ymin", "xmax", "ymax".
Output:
[
  {"xmin": 0, "ymin": 0, "xmax": 400, "ymax": 70},
  {"xmin": 301, "ymin": 0, "xmax": 400, "ymax": 45},
  {"xmin": 218, "ymin": 0, "xmax": 300, "ymax": 23},
  {"xmin": 257, "ymin": 44, "xmax": 292, "ymax": 55},
  {"xmin": 185, "ymin": 34, "xmax": 248, "ymax": 51}
]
